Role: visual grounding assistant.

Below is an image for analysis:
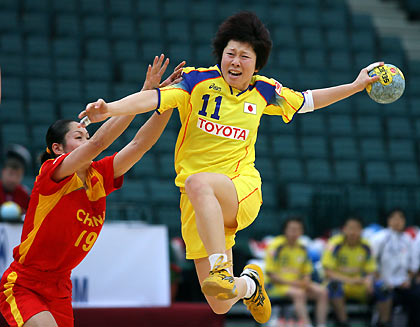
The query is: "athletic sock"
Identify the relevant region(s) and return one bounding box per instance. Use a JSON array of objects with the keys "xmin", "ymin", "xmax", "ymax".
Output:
[
  {"xmin": 241, "ymin": 274, "xmax": 256, "ymax": 299},
  {"xmin": 208, "ymin": 253, "xmax": 227, "ymax": 270}
]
